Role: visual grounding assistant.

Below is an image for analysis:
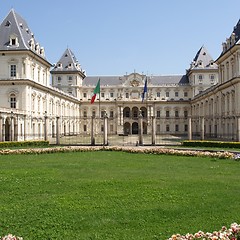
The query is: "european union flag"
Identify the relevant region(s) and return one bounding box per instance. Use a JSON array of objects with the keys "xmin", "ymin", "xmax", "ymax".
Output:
[{"xmin": 142, "ymin": 77, "xmax": 147, "ymax": 102}]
